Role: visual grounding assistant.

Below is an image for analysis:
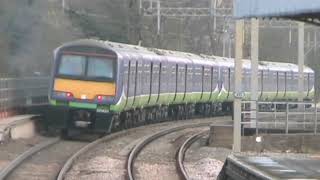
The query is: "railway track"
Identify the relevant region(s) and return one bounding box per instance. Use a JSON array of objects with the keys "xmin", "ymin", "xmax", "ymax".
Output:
[
  {"xmin": 0, "ymin": 138, "xmax": 60, "ymax": 179},
  {"xmin": 57, "ymin": 117, "xmax": 230, "ymax": 180},
  {"xmin": 0, "ymin": 138, "xmax": 88, "ymax": 180},
  {"xmin": 0, "ymin": 117, "xmax": 229, "ymax": 180},
  {"xmin": 58, "ymin": 121, "xmax": 211, "ymax": 180},
  {"xmin": 56, "ymin": 117, "xmax": 232, "ymax": 180},
  {"xmin": 176, "ymin": 130, "xmax": 209, "ymax": 180},
  {"xmin": 57, "ymin": 129, "xmax": 135, "ymax": 180},
  {"xmin": 126, "ymin": 122, "xmax": 211, "ymax": 180}
]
